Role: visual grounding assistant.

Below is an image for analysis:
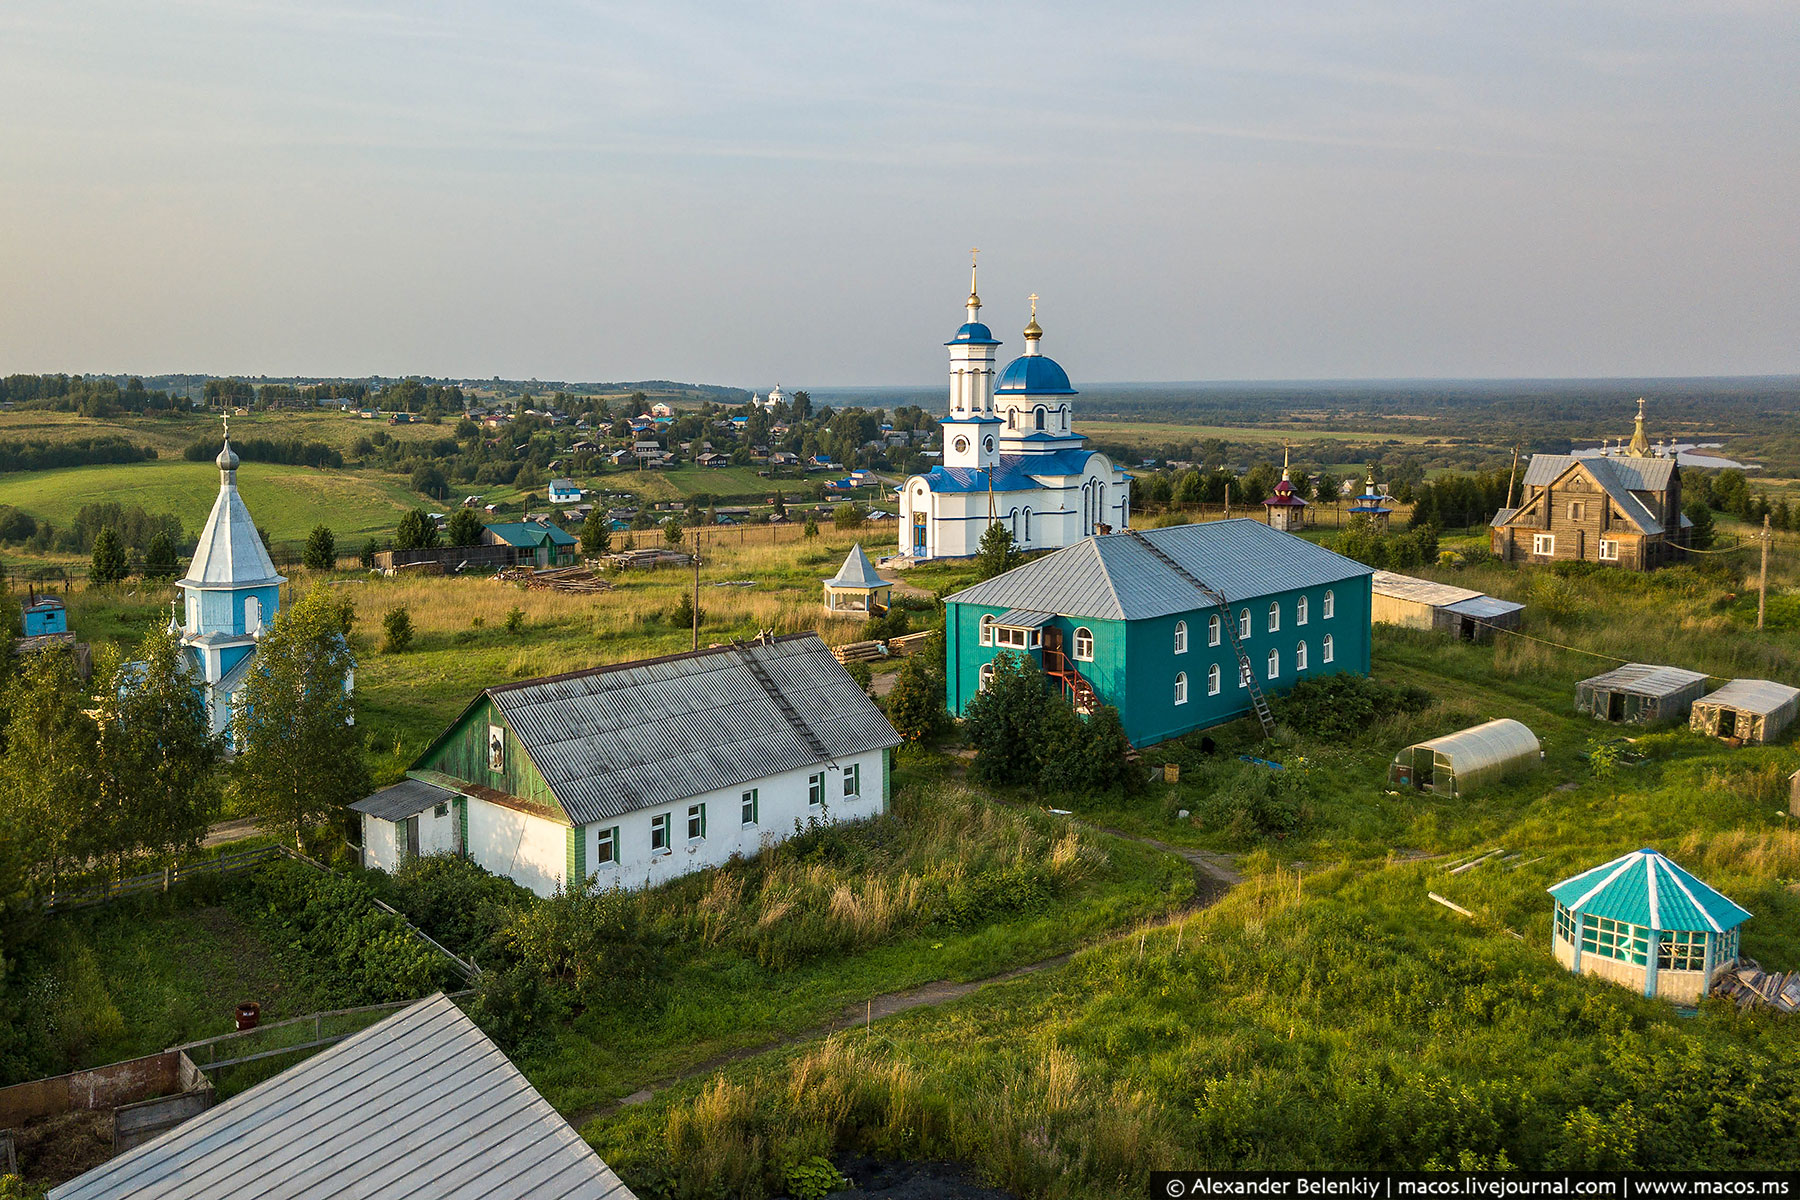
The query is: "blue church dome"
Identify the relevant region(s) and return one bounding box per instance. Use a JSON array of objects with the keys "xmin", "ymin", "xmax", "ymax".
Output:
[
  {"xmin": 996, "ymin": 354, "xmax": 1077, "ymax": 395},
  {"xmin": 945, "ymin": 322, "xmax": 1001, "ymax": 346}
]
